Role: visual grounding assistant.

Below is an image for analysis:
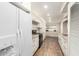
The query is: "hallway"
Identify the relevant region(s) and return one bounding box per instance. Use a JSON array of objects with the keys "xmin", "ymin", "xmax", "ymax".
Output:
[
  {"xmin": 0, "ymin": 2, "xmax": 78, "ymax": 56},
  {"xmin": 34, "ymin": 36, "xmax": 64, "ymax": 56}
]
